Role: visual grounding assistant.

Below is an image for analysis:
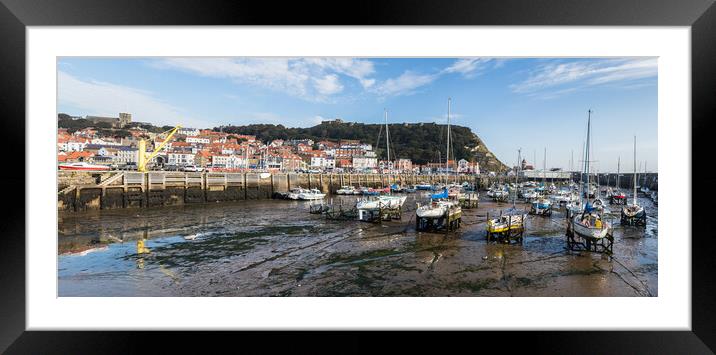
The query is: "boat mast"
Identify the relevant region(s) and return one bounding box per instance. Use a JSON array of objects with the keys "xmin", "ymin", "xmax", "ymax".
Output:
[
  {"xmin": 543, "ymin": 147, "xmax": 546, "ymax": 185},
  {"xmin": 633, "ymin": 136, "xmax": 637, "ymax": 206},
  {"xmin": 584, "ymin": 109, "xmax": 592, "ymax": 204},
  {"xmin": 385, "ymin": 109, "xmax": 390, "ymax": 169},
  {"xmin": 446, "ymin": 98, "xmax": 451, "ymax": 186},
  {"xmin": 617, "ymin": 156, "xmax": 620, "ymax": 189},
  {"xmin": 515, "ymin": 148, "xmax": 521, "ymax": 207}
]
